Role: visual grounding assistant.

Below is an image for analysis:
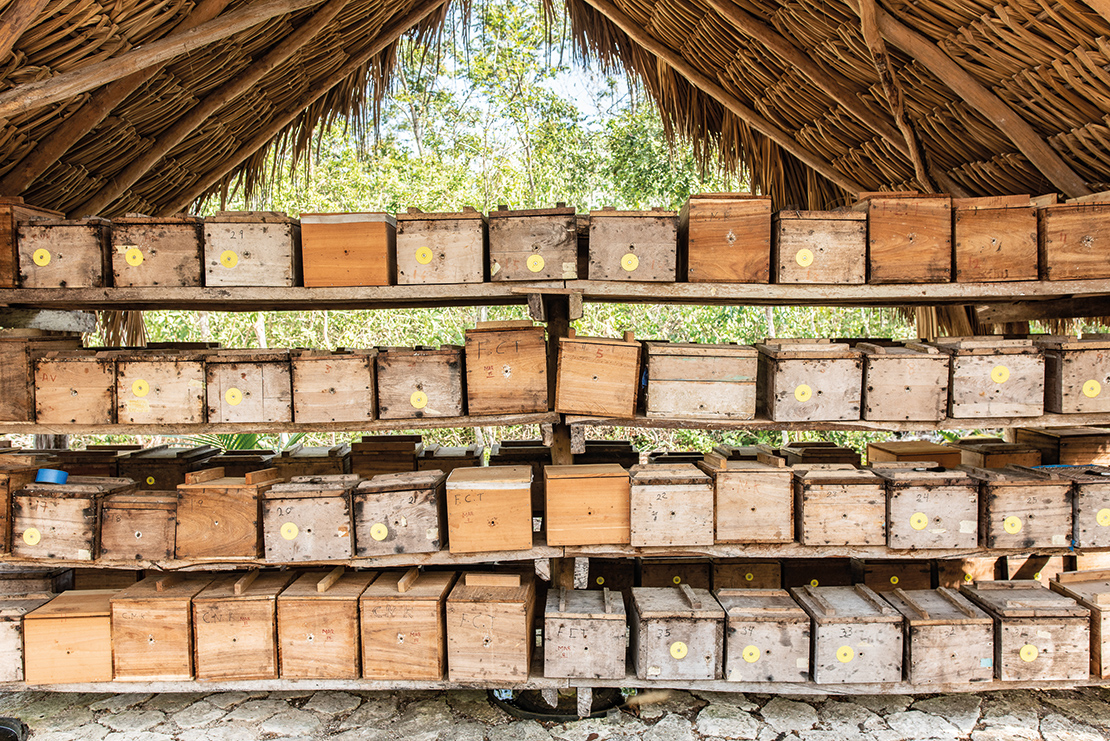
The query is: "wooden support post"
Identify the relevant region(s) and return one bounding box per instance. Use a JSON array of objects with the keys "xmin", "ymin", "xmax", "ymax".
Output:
[
  {"xmin": 573, "ymin": 557, "xmax": 589, "ymax": 589},
  {"xmin": 577, "ymin": 687, "xmax": 593, "ymax": 718},
  {"xmin": 545, "ymin": 293, "xmax": 574, "ymax": 467},
  {"xmin": 552, "ymin": 558, "xmax": 575, "ymax": 590},
  {"xmin": 527, "ymin": 293, "xmax": 546, "ymax": 322}
]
